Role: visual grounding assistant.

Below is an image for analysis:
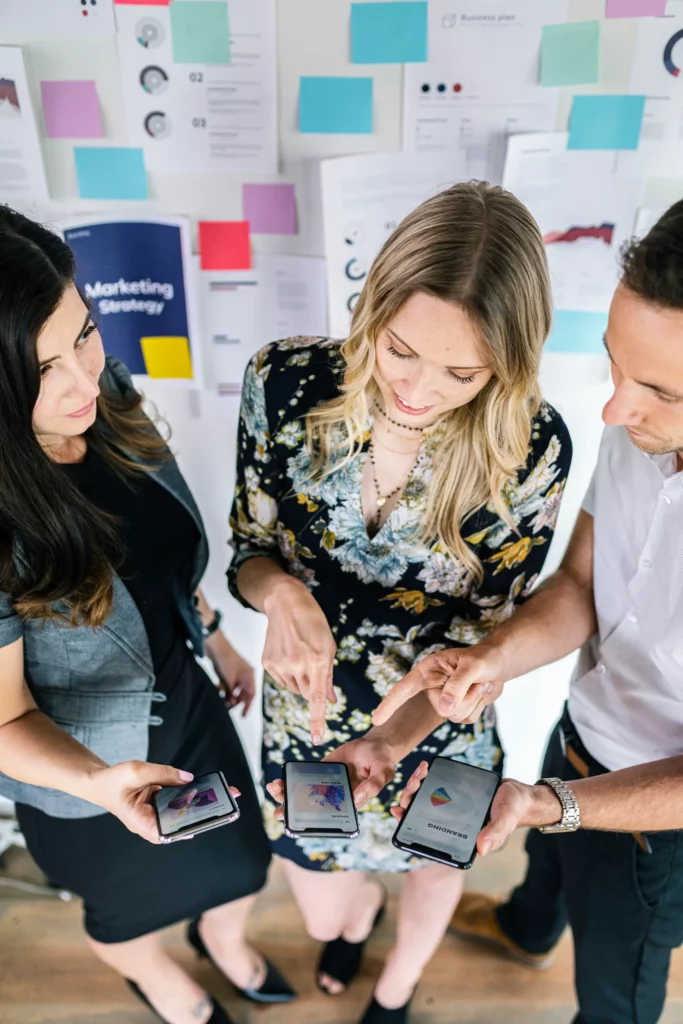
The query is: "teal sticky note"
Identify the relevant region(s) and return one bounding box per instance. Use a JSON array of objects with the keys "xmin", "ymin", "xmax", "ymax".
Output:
[
  {"xmin": 540, "ymin": 21, "xmax": 600, "ymax": 87},
  {"xmin": 568, "ymin": 95, "xmax": 645, "ymax": 150},
  {"xmin": 545, "ymin": 311, "xmax": 608, "ymax": 354},
  {"xmin": 74, "ymin": 147, "xmax": 148, "ymax": 200},
  {"xmin": 351, "ymin": 2, "xmax": 428, "ymax": 64},
  {"xmin": 170, "ymin": 1, "xmax": 230, "ymax": 65},
  {"xmin": 299, "ymin": 77, "xmax": 373, "ymax": 134}
]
